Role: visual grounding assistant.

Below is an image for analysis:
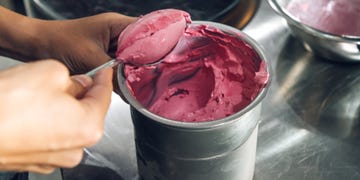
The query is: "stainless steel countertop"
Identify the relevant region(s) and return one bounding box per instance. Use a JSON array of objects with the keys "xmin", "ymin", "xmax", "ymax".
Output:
[
  {"xmin": 3, "ymin": 1, "xmax": 359, "ymax": 179},
  {"xmin": 247, "ymin": 2, "xmax": 360, "ymax": 180}
]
